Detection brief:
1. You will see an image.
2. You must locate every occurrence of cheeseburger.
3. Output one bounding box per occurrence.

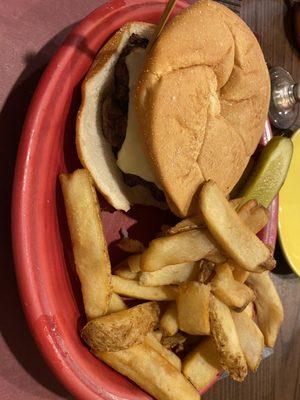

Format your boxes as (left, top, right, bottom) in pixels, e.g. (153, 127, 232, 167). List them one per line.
(77, 0, 270, 217)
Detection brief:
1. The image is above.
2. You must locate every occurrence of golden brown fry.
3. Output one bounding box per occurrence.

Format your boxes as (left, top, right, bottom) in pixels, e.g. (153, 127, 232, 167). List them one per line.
(243, 302, 255, 319)
(145, 333, 182, 371)
(232, 267, 250, 284)
(82, 302, 159, 352)
(115, 263, 139, 280)
(141, 199, 270, 272)
(107, 293, 127, 313)
(177, 282, 210, 335)
(152, 330, 163, 342)
(118, 237, 145, 254)
(182, 337, 220, 391)
(209, 294, 247, 381)
(141, 229, 219, 272)
(60, 169, 111, 320)
(231, 310, 264, 372)
(245, 204, 270, 233)
(200, 181, 275, 272)
(159, 302, 179, 336)
(127, 254, 141, 272)
(112, 275, 177, 301)
(166, 216, 202, 235)
(210, 263, 255, 311)
(247, 272, 284, 348)
(95, 342, 200, 400)
(140, 262, 199, 286)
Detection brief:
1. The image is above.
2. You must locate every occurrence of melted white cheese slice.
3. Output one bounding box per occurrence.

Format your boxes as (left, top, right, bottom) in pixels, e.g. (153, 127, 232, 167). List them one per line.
(117, 48, 160, 187)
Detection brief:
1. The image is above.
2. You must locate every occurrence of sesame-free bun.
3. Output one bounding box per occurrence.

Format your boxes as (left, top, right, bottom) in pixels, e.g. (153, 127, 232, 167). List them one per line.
(76, 22, 164, 212)
(136, 0, 270, 217)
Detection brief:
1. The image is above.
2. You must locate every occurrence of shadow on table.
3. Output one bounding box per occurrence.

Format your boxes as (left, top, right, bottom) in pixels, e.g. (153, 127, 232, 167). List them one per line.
(0, 24, 91, 399)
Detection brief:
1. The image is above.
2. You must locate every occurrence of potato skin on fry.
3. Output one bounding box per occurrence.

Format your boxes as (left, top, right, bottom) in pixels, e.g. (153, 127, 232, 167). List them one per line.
(247, 271, 284, 348)
(231, 310, 264, 372)
(95, 342, 200, 400)
(82, 302, 159, 352)
(200, 181, 275, 272)
(209, 294, 247, 381)
(59, 169, 111, 320)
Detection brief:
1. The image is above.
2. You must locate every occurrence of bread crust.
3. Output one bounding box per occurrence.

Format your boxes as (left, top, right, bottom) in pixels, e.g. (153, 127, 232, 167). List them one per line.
(136, 0, 270, 217)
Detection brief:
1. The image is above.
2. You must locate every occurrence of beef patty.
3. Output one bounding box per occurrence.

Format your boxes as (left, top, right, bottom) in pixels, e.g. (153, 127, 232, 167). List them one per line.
(101, 34, 165, 202)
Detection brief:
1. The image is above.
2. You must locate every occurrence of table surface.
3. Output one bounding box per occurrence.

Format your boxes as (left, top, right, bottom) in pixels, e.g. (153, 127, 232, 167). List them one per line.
(1, 1, 299, 400)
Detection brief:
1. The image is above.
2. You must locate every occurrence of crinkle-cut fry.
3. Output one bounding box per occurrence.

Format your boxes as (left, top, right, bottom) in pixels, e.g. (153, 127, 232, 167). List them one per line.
(246, 271, 284, 348)
(209, 294, 248, 381)
(95, 342, 201, 400)
(81, 302, 159, 352)
(112, 275, 177, 301)
(182, 337, 220, 391)
(145, 333, 181, 371)
(59, 169, 111, 320)
(200, 181, 275, 272)
(160, 302, 179, 336)
(231, 309, 264, 372)
(140, 262, 199, 286)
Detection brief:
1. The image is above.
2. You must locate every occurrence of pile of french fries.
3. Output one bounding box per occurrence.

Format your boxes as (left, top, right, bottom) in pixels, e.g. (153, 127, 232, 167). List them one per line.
(60, 169, 284, 400)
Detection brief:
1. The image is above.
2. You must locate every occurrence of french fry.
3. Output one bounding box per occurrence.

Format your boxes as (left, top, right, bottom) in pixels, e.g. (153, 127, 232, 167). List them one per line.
(209, 294, 247, 381)
(141, 229, 220, 272)
(200, 181, 275, 272)
(152, 330, 163, 342)
(160, 302, 179, 336)
(60, 169, 111, 320)
(141, 199, 270, 272)
(165, 198, 242, 236)
(243, 302, 255, 319)
(238, 200, 270, 233)
(182, 337, 220, 391)
(115, 263, 139, 280)
(210, 263, 255, 311)
(231, 310, 264, 372)
(112, 275, 177, 301)
(247, 272, 284, 348)
(128, 254, 141, 272)
(166, 216, 202, 235)
(118, 237, 145, 253)
(107, 293, 127, 313)
(140, 262, 199, 286)
(145, 333, 182, 371)
(232, 267, 250, 284)
(95, 342, 200, 400)
(177, 282, 210, 335)
(82, 302, 159, 352)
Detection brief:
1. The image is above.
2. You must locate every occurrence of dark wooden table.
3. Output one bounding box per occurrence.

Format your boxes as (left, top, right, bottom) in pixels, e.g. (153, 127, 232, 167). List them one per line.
(0, 1, 299, 400)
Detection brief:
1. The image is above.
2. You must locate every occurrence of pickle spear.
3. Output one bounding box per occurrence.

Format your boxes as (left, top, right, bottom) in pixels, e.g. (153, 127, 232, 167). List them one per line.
(238, 136, 293, 208)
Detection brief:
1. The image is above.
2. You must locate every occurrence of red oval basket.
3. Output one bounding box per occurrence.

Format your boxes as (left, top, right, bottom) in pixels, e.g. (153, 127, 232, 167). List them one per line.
(12, 1, 278, 399)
